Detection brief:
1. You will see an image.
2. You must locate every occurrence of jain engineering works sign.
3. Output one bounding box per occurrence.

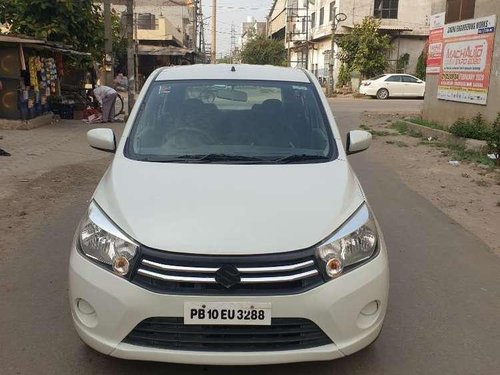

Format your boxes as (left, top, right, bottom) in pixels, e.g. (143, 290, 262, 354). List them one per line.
(438, 15, 497, 105)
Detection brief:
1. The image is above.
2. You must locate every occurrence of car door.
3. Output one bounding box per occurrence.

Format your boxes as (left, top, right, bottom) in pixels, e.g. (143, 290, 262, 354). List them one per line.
(383, 75, 404, 96)
(402, 75, 425, 97)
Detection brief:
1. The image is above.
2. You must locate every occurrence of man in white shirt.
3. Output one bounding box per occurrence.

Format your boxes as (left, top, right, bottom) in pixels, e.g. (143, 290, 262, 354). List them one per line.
(93, 85, 118, 122)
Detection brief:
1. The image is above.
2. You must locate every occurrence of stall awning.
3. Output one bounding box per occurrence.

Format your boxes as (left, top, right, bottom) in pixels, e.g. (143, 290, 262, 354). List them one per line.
(137, 45, 194, 56)
(0, 35, 44, 44)
(0, 34, 90, 56)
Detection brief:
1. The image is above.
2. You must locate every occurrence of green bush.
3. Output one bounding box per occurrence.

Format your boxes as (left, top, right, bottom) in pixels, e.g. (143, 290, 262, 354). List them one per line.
(449, 113, 491, 141)
(336, 63, 351, 88)
(487, 113, 500, 164)
(415, 50, 426, 80)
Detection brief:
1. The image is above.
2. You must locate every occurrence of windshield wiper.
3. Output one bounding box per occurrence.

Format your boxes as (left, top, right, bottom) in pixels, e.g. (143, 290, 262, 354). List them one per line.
(273, 154, 330, 164)
(141, 154, 268, 163)
(193, 153, 269, 163)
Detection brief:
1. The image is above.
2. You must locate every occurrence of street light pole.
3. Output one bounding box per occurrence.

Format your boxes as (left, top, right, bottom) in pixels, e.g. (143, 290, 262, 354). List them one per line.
(327, 11, 347, 97)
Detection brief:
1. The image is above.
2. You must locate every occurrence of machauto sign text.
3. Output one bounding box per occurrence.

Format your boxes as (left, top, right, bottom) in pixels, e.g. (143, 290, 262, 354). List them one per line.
(437, 15, 496, 105)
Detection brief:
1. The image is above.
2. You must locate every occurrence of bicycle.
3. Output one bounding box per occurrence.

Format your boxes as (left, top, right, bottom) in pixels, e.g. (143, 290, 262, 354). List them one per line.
(113, 92, 125, 120)
(60, 87, 124, 121)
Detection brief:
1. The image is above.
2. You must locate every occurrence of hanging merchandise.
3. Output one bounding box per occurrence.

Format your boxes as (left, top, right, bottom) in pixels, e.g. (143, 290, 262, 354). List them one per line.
(28, 57, 38, 90)
(39, 57, 47, 92)
(47, 58, 58, 94)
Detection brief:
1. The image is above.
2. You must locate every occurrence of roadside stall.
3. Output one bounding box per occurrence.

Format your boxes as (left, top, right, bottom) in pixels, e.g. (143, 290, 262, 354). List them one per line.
(0, 35, 91, 128)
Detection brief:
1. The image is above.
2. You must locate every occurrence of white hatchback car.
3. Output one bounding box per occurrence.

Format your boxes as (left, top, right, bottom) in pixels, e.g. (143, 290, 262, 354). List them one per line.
(359, 73, 425, 99)
(69, 64, 389, 365)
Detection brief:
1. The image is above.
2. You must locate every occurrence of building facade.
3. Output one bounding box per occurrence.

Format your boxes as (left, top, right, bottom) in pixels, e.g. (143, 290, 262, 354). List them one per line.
(268, 0, 432, 84)
(241, 17, 268, 47)
(423, 0, 499, 124)
(110, 0, 199, 84)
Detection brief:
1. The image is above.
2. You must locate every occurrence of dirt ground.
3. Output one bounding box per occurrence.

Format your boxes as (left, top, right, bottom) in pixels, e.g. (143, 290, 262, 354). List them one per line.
(360, 112, 500, 257)
(0, 159, 110, 264)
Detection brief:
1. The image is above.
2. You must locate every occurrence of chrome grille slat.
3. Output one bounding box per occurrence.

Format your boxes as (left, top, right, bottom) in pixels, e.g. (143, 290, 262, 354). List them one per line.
(237, 260, 314, 273)
(137, 269, 216, 283)
(137, 268, 319, 284)
(142, 259, 218, 273)
(240, 269, 319, 283)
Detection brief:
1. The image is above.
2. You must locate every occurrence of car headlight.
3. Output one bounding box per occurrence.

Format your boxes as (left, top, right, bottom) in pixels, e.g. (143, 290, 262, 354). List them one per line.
(78, 201, 138, 276)
(316, 203, 378, 279)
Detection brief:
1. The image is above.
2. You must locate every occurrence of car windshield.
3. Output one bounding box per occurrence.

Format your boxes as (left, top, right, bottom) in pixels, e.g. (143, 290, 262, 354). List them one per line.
(125, 80, 336, 164)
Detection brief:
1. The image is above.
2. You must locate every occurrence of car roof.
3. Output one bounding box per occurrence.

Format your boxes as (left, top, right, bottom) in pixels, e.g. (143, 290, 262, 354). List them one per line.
(155, 64, 311, 83)
(386, 73, 416, 77)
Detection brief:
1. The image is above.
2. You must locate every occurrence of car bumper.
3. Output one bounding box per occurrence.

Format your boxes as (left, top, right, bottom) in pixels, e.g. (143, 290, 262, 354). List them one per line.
(69, 241, 389, 365)
(359, 86, 377, 96)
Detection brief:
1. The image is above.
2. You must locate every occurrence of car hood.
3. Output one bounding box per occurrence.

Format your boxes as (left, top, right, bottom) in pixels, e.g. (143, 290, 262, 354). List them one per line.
(93, 157, 365, 255)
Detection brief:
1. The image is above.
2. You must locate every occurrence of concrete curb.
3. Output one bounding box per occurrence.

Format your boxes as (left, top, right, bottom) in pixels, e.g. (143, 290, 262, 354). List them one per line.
(0, 113, 55, 130)
(401, 120, 488, 152)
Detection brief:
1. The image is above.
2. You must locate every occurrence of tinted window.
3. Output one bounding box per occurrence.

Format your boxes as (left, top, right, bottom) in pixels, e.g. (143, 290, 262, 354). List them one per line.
(329, 2, 335, 21)
(126, 80, 336, 164)
(402, 75, 418, 83)
(385, 75, 402, 82)
(371, 74, 387, 80)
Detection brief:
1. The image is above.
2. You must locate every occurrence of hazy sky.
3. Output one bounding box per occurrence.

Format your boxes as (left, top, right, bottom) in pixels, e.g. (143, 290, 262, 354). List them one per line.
(201, 0, 273, 56)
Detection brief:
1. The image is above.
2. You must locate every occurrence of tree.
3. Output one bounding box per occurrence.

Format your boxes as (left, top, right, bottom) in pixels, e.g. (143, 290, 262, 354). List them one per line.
(111, 10, 127, 73)
(415, 49, 427, 80)
(240, 35, 287, 66)
(337, 17, 391, 79)
(217, 55, 232, 64)
(0, 0, 104, 60)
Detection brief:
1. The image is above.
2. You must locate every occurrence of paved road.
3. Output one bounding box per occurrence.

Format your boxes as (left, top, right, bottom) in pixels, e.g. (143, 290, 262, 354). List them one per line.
(1, 99, 499, 375)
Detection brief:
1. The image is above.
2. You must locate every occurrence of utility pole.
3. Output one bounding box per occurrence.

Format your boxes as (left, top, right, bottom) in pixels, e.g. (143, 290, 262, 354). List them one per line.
(327, 11, 347, 97)
(198, 6, 207, 62)
(134, 11, 139, 92)
(103, 0, 113, 86)
(126, 0, 135, 114)
(192, 0, 198, 53)
(304, 0, 309, 70)
(211, 0, 216, 63)
(230, 23, 236, 64)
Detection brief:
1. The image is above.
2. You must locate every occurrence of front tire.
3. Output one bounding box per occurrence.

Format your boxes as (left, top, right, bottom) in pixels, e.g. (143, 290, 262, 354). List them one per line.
(376, 88, 389, 100)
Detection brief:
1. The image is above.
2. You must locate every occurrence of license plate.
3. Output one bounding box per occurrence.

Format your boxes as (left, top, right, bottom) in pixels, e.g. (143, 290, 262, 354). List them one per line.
(184, 302, 272, 326)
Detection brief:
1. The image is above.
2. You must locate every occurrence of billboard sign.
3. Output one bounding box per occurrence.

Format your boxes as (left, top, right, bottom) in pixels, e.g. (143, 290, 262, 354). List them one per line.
(437, 15, 497, 105)
(426, 12, 445, 74)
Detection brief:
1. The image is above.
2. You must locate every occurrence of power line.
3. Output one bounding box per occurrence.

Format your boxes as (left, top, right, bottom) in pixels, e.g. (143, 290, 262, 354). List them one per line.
(206, 5, 272, 10)
(205, 27, 241, 36)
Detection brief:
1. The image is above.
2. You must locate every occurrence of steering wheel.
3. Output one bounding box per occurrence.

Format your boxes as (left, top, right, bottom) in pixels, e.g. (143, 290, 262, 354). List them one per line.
(165, 127, 215, 146)
(199, 89, 216, 103)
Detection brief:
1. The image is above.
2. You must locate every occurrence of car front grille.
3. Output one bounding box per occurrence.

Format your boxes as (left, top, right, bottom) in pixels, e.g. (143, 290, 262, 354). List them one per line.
(130, 247, 325, 295)
(123, 317, 332, 352)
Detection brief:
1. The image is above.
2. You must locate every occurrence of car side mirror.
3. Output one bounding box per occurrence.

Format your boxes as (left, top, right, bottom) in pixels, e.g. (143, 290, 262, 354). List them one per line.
(346, 130, 372, 155)
(87, 128, 116, 153)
